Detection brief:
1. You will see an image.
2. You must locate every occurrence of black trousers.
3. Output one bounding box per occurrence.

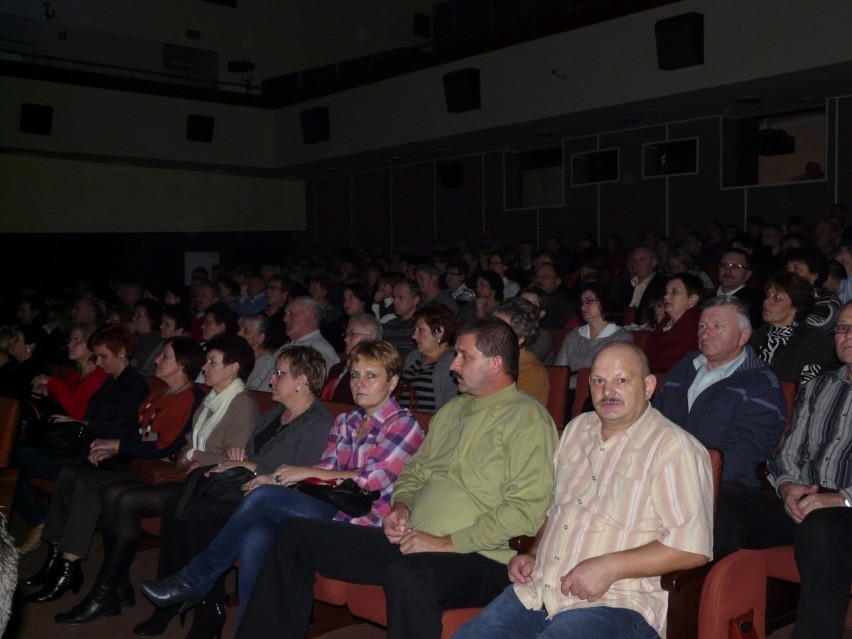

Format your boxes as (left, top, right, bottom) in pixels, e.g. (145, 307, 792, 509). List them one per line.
(235, 518, 509, 639)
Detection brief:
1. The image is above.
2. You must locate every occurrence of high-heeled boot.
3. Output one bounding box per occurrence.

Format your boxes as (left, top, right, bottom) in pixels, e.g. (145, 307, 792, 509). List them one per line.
(23, 541, 60, 587)
(133, 605, 182, 636)
(54, 535, 139, 624)
(185, 599, 225, 639)
(25, 558, 83, 603)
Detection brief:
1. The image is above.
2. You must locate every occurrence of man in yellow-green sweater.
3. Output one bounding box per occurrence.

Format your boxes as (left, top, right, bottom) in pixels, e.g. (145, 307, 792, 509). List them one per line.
(236, 317, 558, 639)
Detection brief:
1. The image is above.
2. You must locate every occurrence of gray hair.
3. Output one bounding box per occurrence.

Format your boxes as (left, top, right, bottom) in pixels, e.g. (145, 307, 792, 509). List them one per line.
(291, 296, 321, 329)
(347, 313, 382, 340)
(493, 297, 541, 348)
(700, 296, 751, 331)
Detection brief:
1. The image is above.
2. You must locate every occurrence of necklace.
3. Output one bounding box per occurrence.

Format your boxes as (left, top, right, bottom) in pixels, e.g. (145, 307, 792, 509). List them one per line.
(166, 379, 192, 396)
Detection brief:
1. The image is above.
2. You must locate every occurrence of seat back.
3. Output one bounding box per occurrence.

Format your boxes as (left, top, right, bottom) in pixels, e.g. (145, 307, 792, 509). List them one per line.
(773, 381, 798, 455)
(0, 398, 21, 468)
(544, 366, 569, 429)
(571, 368, 591, 419)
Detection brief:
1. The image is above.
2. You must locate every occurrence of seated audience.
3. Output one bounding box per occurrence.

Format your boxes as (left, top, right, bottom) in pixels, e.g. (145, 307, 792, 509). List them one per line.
(382, 280, 421, 357)
(200, 303, 238, 346)
(140, 341, 424, 625)
(13, 323, 149, 555)
(644, 273, 704, 373)
(554, 281, 633, 386)
(23, 337, 205, 618)
(234, 318, 557, 639)
(520, 286, 556, 365)
(717, 249, 763, 328)
(654, 297, 786, 489)
(283, 297, 339, 372)
(493, 297, 550, 405)
(237, 314, 276, 392)
(263, 275, 293, 347)
(238, 274, 268, 316)
(0, 324, 48, 399)
(785, 246, 841, 333)
(534, 262, 576, 329)
(749, 272, 838, 383)
(488, 252, 520, 299)
(714, 301, 852, 638)
(667, 247, 714, 290)
(307, 273, 342, 327)
(322, 313, 382, 403)
(475, 270, 504, 318)
(454, 342, 712, 639)
(400, 302, 458, 413)
(191, 282, 221, 342)
(372, 271, 404, 324)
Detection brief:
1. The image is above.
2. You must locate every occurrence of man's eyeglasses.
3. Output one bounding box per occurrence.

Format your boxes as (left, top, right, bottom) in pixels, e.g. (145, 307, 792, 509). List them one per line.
(719, 262, 749, 270)
(835, 324, 852, 334)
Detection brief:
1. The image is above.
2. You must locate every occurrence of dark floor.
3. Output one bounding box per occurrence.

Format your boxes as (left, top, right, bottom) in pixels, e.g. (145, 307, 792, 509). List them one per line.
(4, 510, 850, 639)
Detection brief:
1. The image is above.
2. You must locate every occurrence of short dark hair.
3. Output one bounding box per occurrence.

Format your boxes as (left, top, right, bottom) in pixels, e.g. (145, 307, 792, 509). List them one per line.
(205, 302, 239, 335)
(785, 246, 828, 287)
(162, 304, 192, 332)
(667, 272, 706, 299)
(342, 281, 372, 312)
(477, 271, 504, 302)
(205, 334, 255, 382)
(134, 299, 163, 327)
(493, 297, 540, 348)
(576, 281, 620, 323)
(89, 322, 133, 357)
(165, 336, 206, 380)
(765, 272, 815, 320)
(457, 317, 519, 381)
(412, 302, 458, 346)
(446, 258, 470, 279)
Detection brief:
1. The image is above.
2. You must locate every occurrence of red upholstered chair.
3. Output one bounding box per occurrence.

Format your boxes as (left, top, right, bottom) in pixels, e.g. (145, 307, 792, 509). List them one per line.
(0, 397, 21, 514)
(697, 550, 767, 639)
(544, 365, 569, 430)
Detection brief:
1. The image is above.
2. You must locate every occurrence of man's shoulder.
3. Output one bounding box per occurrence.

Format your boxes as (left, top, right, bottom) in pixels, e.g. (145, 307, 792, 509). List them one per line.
(644, 407, 709, 456)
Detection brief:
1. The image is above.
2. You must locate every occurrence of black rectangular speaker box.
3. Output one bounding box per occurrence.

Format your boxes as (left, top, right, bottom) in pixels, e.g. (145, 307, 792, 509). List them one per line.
(300, 107, 330, 144)
(443, 68, 481, 113)
(655, 12, 704, 70)
(437, 161, 464, 188)
(186, 114, 215, 142)
(20, 103, 53, 135)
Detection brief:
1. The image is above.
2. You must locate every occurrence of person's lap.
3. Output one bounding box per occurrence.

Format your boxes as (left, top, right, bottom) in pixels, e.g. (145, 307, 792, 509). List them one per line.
(452, 585, 659, 639)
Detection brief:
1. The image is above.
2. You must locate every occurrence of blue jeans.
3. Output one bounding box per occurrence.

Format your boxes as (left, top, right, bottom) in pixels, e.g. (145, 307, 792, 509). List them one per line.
(452, 585, 659, 639)
(179, 485, 338, 620)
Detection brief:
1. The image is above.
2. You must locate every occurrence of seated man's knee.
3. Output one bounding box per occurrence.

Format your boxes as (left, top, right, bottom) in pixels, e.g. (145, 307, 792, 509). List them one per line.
(384, 555, 435, 593)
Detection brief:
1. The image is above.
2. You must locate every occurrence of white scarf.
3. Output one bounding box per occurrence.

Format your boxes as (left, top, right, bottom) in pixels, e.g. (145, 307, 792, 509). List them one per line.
(192, 378, 245, 450)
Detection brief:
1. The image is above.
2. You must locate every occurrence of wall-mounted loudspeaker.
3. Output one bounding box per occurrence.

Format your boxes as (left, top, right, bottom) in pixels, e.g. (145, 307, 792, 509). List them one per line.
(186, 114, 215, 142)
(20, 103, 53, 135)
(442, 68, 481, 113)
(300, 107, 330, 144)
(655, 12, 704, 70)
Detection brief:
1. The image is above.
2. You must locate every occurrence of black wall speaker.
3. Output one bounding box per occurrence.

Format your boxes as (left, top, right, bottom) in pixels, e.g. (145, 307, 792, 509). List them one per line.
(655, 12, 704, 70)
(437, 161, 464, 189)
(186, 114, 215, 142)
(20, 103, 53, 135)
(300, 107, 330, 144)
(443, 68, 481, 113)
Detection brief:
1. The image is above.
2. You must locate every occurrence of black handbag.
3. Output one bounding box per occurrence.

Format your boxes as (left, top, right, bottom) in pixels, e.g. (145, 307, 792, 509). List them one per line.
(29, 420, 93, 459)
(292, 478, 380, 518)
(18, 394, 63, 444)
(174, 465, 256, 521)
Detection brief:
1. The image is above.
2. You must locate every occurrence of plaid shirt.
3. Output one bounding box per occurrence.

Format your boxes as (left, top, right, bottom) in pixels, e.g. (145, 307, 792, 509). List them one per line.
(316, 396, 424, 527)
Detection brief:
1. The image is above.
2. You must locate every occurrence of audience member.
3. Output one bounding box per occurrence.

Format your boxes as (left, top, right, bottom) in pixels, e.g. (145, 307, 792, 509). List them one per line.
(488, 252, 520, 299)
(282, 297, 339, 371)
(620, 245, 667, 325)
(0, 324, 48, 399)
(644, 273, 704, 373)
(400, 302, 458, 413)
(785, 246, 841, 333)
(493, 297, 549, 405)
(749, 272, 838, 383)
(321, 313, 383, 403)
(237, 314, 276, 392)
(239, 275, 268, 316)
(322, 281, 372, 352)
(534, 262, 576, 329)
(454, 342, 712, 639)
(717, 249, 763, 327)
(414, 263, 459, 316)
(382, 280, 421, 357)
(475, 270, 504, 319)
(519, 286, 555, 365)
(131, 299, 163, 373)
(263, 275, 293, 347)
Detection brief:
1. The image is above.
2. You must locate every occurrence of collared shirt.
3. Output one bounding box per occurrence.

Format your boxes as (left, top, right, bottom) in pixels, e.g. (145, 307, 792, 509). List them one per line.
(316, 396, 424, 527)
(629, 275, 654, 308)
(768, 366, 852, 504)
(514, 405, 713, 636)
(687, 349, 747, 410)
(716, 284, 745, 297)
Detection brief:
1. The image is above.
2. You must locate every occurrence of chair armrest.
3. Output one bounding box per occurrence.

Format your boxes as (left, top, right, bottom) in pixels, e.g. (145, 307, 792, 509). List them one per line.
(660, 562, 714, 593)
(509, 535, 535, 554)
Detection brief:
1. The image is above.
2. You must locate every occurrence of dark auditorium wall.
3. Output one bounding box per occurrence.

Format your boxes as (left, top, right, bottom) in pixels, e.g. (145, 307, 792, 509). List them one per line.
(305, 104, 849, 254)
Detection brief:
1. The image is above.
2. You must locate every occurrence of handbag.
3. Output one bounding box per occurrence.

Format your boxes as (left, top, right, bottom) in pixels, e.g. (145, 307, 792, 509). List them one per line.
(292, 478, 380, 518)
(130, 458, 187, 486)
(29, 419, 93, 459)
(18, 394, 63, 444)
(174, 465, 256, 521)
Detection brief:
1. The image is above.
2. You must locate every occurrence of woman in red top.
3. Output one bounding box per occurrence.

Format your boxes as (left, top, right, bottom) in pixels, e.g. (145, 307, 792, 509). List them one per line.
(645, 273, 705, 373)
(31, 323, 108, 420)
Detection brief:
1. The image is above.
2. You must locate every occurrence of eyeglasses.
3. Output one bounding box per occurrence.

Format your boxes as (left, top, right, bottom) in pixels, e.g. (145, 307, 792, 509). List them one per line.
(344, 331, 373, 339)
(205, 358, 224, 367)
(67, 337, 85, 345)
(835, 324, 852, 334)
(580, 297, 599, 306)
(719, 262, 749, 270)
(271, 369, 290, 378)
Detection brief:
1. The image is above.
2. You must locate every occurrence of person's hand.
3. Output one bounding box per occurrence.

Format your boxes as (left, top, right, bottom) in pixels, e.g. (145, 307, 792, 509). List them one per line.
(508, 553, 537, 584)
(383, 503, 411, 544)
(269, 464, 311, 486)
(87, 448, 115, 466)
(797, 489, 846, 518)
(225, 447, 247, 462)
(780, 482, 816, 523)
(242, 474, 275, 495)
(399, 531, 453, 554)
(560, 555, 616, 602)
(89, 439, 120, 458)
(205, 460, 248, 476)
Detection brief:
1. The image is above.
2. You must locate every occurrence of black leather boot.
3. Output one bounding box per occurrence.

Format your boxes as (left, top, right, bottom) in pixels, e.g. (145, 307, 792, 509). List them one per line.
(23, 542, 60, 587)
(25, 558, 83, 603)
(54, 535, 139, 623)
(132, 606, 181, 636)
(185, 599, 225, 639)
